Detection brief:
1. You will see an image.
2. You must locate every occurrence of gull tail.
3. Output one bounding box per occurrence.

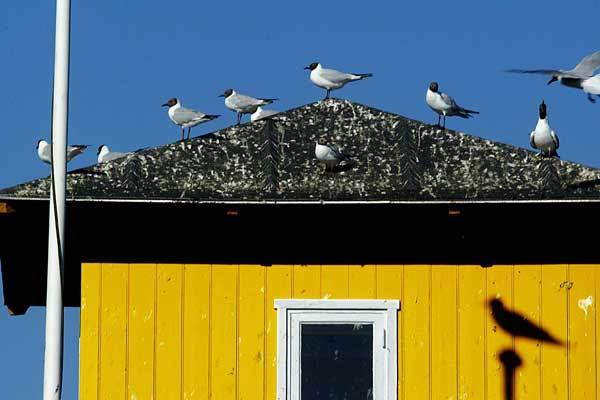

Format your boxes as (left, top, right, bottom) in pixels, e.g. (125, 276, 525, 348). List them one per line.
(260, 98, 278, 105)
(352, 73, 373, 80)
(457, 107, 479, 118)
(204, 114, 220, 120)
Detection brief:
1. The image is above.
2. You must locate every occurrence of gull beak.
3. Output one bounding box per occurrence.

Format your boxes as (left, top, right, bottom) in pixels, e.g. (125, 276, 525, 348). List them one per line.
(303, 66, 311, 70)
(218, 94, 225, 97)
(547, 76, 558, 85)
(161, 103, 169, 107)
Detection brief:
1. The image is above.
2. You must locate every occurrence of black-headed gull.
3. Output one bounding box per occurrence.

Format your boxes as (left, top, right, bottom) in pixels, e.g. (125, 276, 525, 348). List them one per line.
(162, 98, 220, 141)
(37, 139, 87, 164)
(530, 101, 559, 158)
(219, 89, 277, 125)
(314, 141, 353, 172)
(304, 62, 372, 99)
(97, 144, 131, 163)
(507, 50, 600, 103)
(426, 82, 479, 128)
(250, 106, 279, 122)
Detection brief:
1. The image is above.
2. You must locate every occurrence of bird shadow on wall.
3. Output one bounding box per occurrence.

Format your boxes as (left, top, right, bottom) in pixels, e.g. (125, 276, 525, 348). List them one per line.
(489, 298, 566, 400)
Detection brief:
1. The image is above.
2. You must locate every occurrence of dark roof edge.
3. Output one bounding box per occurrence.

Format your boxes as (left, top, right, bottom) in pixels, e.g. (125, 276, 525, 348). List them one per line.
(2, 196, 600, 205)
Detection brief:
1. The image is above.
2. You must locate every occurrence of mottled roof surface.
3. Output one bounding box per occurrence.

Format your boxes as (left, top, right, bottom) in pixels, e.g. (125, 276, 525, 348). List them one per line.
(3, 99, 600, 201)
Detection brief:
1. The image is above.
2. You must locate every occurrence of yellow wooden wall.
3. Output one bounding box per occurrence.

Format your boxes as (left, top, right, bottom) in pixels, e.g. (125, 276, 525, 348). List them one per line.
(80, 264, 599, 400)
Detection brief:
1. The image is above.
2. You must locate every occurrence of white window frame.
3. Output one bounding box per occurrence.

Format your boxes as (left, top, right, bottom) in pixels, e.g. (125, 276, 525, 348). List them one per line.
(275, 299, 400, 400)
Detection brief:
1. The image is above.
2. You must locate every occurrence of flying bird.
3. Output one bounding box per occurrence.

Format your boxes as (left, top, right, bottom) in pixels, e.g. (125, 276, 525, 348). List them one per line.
(251, 106, 280, 122)
(304, 62, 372, 100)
(162, 98, 220, 141)
(506, 50, 600, 103)
(426, 82, 479, 128)
(530, 101, 559, 158)
(37, 140, 87, 164)
(314, 142, 353, 172)
(219, 89, 277, 125)
(97, 144, 131, 163)
(489, 298, 563, 345)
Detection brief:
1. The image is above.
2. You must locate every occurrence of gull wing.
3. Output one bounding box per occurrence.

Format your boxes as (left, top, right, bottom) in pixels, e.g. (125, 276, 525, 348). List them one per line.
(572, 50, 600, 77)
(440, 92, 458, 108)
(172, 106, 207, 124)
(230, 93, 263, 108)
(320, 68, 354, 84)
(550, 130, 559, 149)
(529, 131, 536, 149)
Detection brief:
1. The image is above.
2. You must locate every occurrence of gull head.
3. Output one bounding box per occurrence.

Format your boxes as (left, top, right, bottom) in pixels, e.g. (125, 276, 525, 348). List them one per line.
(97, 144, 109, 155)
(219, 89, 234, 98)
(37, 139, 47, 149)
(429, 82, 439, 93)
(539, 101, 547, 119)
(547, 76, 558, 85)
(161, 98, 178, 107)
(304, 62, 319, 71)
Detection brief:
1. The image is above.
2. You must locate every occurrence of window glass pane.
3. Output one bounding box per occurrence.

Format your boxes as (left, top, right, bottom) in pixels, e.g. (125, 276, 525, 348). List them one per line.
(301, 324, 373, 400)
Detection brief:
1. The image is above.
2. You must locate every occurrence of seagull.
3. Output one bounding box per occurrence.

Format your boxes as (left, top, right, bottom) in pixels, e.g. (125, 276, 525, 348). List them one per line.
(250, 106, 279, 122)
(489, 298, 563, 345)
(37, 140, 88, 164)
(219, 89, 277, 125)
(304, 62, 372, 99)
(162, 98, 220, 141)
(425, 82, 479, 128)
(530, 101, 559, 158)
(314, 141, 353, 172)
(506, 50, 600, 103)
(97, 144, 131, 163)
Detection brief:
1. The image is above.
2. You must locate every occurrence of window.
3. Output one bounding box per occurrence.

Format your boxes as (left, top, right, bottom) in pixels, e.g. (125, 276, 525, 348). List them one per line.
(275, 300, 399, 400)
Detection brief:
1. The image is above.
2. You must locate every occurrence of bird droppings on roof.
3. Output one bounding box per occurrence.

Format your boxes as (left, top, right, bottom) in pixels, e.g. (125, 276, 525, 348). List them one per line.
(2, 98, 600, 202)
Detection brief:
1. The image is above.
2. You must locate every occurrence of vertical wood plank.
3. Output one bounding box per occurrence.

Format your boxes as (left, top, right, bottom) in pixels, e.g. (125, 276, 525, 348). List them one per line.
(183, 265, 211, 400)
(80, 263, 101, 400)
(292, 265, 320, 298)
(485, 265, 514, 400)
(348, 265, 376, 299)
(99, 263, 128, 400)
(156, 264, 183, 400)
(127, 264, 156, 400)
(458, 266, 485, 400)
(403, 265, 430, 400)
(238, 266, 266, 400)
(540, 265, 568, 400)
(431, 265, 458, 400)
(211, 265, 238, 400)
(513, 265, 542, 400)
(321, 265, 348, 299)
(568, 265, 596, 400)
(376, 266, 403, 400)
(266, 266, 292, 400)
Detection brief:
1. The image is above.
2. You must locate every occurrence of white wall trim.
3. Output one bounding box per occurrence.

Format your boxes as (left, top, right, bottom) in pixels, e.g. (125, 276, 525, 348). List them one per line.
(275, 299, 399, 400)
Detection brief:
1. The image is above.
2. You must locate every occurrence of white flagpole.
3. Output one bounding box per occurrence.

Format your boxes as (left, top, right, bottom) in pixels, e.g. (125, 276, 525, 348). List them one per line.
(43, 0, 71, 398)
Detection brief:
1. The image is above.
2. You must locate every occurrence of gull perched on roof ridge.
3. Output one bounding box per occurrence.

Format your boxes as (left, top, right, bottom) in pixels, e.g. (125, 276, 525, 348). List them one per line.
(506, 50, 600, 103)
(250, 106, 280, 122)
(37, 139, 88, 165)
(220, 89, 278, 125)
(304, 62, 372, 100)
(97, 144, 132, 163)
(530, 101, 559, 158)
(162, 98, 220, 141)
(425, 81, 479, 128)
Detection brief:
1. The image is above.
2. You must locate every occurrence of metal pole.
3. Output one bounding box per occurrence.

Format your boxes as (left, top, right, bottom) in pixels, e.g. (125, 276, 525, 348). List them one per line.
(43, 0, 70, 398)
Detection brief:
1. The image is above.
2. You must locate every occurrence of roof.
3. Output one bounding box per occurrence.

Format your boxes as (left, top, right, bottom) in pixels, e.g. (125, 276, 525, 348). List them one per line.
(2, 99, 600, 202)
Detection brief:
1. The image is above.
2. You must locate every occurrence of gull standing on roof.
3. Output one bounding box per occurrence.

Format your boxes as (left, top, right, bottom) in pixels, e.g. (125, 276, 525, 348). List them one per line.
(162, 98, 220, 141)
(304, 62, 372, 100)
(97, 145, 131, 163)
(37, 140, 87, 165)
(506, 50, 600, 103)
(250, 106, 280, 122)
(219, 89, 277, 125)
(314, 141, 353, 172)
(530, 101, 559, 158)
(426, 82, 479, 128)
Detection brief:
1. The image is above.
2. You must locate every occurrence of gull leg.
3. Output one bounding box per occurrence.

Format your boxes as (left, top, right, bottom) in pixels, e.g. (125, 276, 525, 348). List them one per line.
(181, 127, 185, 141)
(437, 115, 441, 127)
(325, 89, 331, 100)
(442, 115, 446, 129)
(237, 112, 242, 125)
(187, 128, 191, 140)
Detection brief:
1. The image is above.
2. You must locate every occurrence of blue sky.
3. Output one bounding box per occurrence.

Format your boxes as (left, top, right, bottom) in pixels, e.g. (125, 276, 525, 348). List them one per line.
(1, 0, 599, 397)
